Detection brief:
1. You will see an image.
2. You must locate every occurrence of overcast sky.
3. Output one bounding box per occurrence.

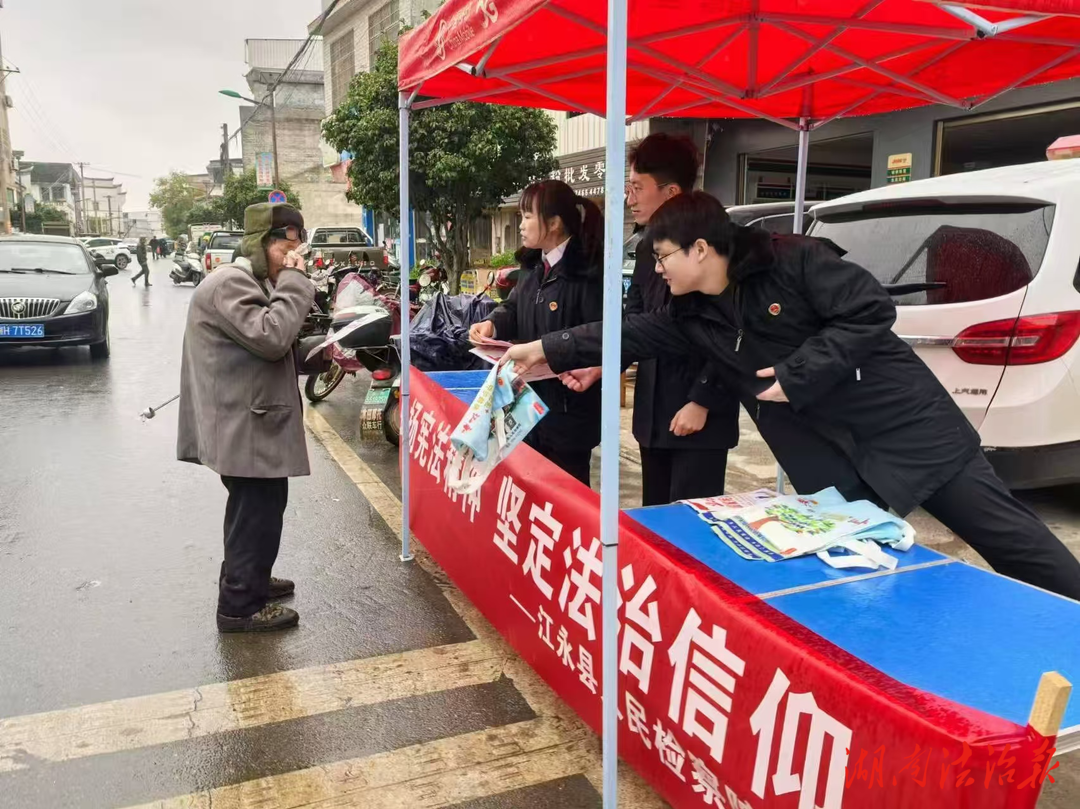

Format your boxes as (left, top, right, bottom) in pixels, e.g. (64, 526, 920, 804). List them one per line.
(3, 0, 319, 210)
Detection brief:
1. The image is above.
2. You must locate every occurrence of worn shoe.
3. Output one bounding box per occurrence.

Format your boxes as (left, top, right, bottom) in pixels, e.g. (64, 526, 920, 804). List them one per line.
(268, 576, 295, 599)
(217, 603, 299, 633)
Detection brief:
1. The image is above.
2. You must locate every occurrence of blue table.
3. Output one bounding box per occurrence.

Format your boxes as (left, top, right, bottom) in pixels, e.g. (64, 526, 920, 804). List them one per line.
(630, 502, 1080, 742)
(425, 370, 1080, 747)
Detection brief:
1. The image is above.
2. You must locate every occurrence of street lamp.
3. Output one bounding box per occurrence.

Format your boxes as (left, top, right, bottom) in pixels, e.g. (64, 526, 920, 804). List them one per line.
(220, 88, 280, 188)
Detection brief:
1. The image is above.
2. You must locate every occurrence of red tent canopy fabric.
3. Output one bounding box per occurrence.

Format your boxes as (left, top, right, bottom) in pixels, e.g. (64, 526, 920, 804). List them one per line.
(399, 0, 1080, 124)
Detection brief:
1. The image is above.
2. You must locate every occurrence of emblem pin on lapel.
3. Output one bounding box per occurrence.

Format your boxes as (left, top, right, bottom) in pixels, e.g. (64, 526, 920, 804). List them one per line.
(768, 303, 781, 316)
(549, 301, 558, 311)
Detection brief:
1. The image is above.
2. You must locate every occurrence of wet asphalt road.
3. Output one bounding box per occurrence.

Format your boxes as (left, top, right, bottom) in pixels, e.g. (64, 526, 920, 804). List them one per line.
(0, 257, 608, 809)
(2, 256, 1078, 808)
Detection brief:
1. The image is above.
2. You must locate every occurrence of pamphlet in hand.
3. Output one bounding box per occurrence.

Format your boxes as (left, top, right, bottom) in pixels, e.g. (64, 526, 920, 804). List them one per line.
(446, 360, 549, 494)
(468, 337, 559, 382)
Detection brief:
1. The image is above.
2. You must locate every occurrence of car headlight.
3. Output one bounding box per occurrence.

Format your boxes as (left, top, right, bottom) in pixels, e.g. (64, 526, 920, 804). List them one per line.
(65, 291, 98, 314)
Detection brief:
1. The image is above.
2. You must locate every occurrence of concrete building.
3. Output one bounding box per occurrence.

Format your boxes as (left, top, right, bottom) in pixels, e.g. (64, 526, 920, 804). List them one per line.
(314, 0, 442, 260)
(702, 78, 1080, 209)
(122, 209, 164, 239)
(489, 113, 710, 259)
(17, 161, 79, 235)
(80, 176, 126, 237)
(207, 157, 244, 192)
(237, 38, 358, 226)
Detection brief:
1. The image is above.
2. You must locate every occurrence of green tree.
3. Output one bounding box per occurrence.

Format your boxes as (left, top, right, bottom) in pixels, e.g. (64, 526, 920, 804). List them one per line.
(219, 169, 301, 229)
(149, 172, 202, 238)
(322, 40, 558, 293)
(185, 198, 229, 231)
(14, 202, 70, 234)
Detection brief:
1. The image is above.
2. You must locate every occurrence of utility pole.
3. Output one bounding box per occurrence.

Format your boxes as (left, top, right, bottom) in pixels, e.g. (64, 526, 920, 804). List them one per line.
(0, 19, 12, 234)
(269, 89, 280, 188)
(77, 162, 87, 235)
(221, 123, 230, 165)
(107, 195, 113, 237)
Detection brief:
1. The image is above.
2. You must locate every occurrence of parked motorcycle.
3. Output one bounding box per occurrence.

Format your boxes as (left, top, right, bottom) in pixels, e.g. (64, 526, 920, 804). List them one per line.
(170, 253, 205, 286)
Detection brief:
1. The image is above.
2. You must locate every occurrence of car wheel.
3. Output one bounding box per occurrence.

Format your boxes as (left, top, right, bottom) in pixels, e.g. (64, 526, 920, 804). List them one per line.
(115, 254, 130, 270)
(89, 327, 110, 360)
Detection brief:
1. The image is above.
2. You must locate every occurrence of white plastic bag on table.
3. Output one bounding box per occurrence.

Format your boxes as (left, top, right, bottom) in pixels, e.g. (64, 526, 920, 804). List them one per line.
(446, 361, 548, 495)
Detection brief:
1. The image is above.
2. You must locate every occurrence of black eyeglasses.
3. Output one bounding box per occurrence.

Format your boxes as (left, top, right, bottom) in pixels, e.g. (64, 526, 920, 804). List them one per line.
(269, 226, 307, 242)
(653, 247, 682, 267)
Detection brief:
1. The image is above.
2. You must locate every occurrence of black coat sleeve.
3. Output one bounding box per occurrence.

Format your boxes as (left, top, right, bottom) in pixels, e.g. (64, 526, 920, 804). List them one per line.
(542, 309, 695, 373)
(687, 363, 733, 411)
(774, 239, 897, 411)
(485, 282, 520, 340)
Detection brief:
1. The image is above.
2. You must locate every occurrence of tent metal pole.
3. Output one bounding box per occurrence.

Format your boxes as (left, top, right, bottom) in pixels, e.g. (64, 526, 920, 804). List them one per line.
(398, 91, 415, 564)
(776, 118, 811, 495)
(601, 0, 629, 802)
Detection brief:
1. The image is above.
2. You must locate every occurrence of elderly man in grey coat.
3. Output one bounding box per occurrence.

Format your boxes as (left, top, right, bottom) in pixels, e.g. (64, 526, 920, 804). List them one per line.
(178, 202, 314, 632)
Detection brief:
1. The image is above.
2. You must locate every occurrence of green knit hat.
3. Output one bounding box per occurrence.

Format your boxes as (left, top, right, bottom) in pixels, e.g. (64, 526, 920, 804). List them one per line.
(241, 202, 304, 279)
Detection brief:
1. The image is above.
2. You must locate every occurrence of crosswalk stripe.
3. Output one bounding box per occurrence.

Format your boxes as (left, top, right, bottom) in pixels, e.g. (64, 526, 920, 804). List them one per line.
(121, 716, 592, 809)
(0, 640, 500, 774)
(305, 406, 669, 808)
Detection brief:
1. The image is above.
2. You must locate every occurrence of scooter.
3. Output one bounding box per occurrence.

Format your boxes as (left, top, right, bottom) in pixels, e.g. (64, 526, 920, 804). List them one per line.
(170, 253, 204, 286)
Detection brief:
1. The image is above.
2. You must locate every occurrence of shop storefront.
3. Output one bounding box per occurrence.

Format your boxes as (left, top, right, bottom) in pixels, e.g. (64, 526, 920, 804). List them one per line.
(704, 78, 1080, 208)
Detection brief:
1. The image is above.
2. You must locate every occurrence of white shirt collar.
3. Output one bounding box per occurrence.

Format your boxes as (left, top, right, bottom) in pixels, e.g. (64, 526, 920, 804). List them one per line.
(543, 237, 571, 269)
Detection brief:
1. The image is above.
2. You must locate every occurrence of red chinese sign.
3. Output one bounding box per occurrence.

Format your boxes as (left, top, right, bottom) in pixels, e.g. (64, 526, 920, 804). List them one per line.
(408, 370, 1052, 809)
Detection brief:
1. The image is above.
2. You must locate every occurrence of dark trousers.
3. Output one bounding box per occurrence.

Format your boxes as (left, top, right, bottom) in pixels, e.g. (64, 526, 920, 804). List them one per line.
(639, 446, 729, 507)
(921, 453, 1080, 600)
(810, 452, 1080, 601)
(219, 476, 288, 617)
(132, 260, 150, 286)
(526, 433, 592, 486)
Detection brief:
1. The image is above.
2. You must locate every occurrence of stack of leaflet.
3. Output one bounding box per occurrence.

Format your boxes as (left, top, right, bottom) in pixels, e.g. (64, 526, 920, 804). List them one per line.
(680, 488, 916, 571)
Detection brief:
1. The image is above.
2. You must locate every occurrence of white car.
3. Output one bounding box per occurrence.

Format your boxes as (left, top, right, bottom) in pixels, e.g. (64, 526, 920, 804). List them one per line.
(808, 159, 1080, 489)
(81, 237, 132, 270)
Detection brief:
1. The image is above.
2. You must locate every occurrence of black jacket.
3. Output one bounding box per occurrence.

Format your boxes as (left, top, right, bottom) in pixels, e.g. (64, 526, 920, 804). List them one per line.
(626, 235, 739, 450)
(544, 227, 981, 516)
(486, 238, 603, 451)
(136, 241, 147, 262)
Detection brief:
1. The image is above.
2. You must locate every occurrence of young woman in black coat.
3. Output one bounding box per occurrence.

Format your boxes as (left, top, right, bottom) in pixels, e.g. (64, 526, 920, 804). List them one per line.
(469, 179, 604, 485)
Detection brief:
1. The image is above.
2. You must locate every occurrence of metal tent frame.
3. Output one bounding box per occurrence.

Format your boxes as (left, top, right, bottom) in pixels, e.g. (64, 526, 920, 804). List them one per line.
(393, 2, 1080, 805)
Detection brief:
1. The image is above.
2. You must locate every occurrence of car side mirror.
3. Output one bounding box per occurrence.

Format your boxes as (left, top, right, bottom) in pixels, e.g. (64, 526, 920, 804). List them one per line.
(92, 252, 107, 268)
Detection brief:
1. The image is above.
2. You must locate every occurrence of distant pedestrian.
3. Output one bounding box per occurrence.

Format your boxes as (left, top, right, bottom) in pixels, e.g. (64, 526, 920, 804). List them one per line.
(149, 236, 159, 259)
(131, 237, 151, 287)
(178, 202, 314, 633)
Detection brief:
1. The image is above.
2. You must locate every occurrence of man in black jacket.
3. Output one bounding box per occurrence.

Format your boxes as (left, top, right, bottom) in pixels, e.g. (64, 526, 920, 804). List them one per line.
(621, 134, 738, 505)
(507, 192, 1080, 600)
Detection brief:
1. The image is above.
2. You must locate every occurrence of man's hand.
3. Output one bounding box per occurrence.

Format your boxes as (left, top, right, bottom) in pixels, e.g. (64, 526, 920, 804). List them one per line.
(469, 320, 495, 344)
(503, 339, 546, 371)
(670, 401, 708, 436)
(283, 250, 307, 273)
(756, 368, 789, 403)
(560, 367, 602, 392)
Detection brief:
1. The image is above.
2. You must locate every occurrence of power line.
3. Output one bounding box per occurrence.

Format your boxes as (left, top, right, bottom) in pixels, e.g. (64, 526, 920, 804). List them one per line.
(227, 0, 346, 146)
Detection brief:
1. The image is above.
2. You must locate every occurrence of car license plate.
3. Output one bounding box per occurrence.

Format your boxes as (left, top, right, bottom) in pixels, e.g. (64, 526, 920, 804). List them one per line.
(0, 323, 44, 338)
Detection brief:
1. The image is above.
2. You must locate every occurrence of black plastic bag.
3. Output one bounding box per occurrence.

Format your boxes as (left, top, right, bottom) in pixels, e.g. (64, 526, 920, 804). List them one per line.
(409, 292, 497, 372)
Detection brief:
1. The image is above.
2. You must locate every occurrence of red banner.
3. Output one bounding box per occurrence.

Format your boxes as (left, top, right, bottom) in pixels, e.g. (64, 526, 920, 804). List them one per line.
(408, 369, 1053, 809)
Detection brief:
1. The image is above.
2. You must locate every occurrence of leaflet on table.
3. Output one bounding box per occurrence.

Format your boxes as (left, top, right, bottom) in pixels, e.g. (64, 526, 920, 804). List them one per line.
(468, 343, 558, 382)
(680, 489, 780, 520)
(693, 488, 916, 569)
(446, 361, 549, 494)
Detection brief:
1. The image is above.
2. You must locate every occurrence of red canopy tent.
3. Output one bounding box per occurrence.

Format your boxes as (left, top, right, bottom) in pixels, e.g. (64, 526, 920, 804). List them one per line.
(393, 2, 1080, 805)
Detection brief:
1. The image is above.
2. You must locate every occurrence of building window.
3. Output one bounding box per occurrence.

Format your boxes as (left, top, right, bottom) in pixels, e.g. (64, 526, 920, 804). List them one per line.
(368, 1, 400, 66)
(329, 30, 355, 111)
